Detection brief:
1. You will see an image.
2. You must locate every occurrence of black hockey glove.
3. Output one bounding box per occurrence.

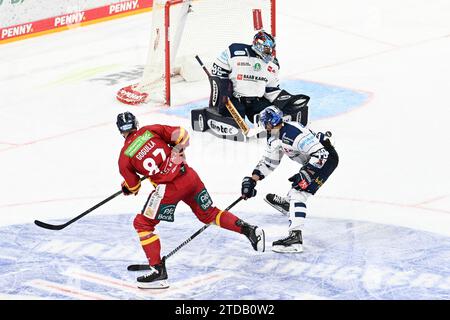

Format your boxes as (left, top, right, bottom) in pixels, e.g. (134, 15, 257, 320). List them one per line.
(288, 169, 313, 191)
(121, 181, 134, 196)
(241, 176, 257, 199)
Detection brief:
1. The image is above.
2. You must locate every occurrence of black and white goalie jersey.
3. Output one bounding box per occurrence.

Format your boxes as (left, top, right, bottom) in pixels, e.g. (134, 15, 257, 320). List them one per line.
(211, 43, 281, 101)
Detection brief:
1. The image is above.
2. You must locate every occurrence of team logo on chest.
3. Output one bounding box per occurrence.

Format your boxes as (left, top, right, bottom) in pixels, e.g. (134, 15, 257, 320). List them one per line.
(253, 63, 261, 71)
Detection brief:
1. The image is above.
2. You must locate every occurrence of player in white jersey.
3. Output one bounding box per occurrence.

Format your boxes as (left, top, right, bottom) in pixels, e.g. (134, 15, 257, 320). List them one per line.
(240, 106, 339, 253)
(209, 30, 310, 125)
(191, 31, 310, 140)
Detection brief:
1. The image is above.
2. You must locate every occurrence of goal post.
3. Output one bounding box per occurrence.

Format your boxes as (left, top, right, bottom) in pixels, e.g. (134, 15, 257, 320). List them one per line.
(117, 0, 276, 106)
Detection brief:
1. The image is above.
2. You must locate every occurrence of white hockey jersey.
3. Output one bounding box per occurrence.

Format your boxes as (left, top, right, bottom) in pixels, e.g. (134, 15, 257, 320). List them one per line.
(212, 43, 281, 101)
(253, 121, 329, 179)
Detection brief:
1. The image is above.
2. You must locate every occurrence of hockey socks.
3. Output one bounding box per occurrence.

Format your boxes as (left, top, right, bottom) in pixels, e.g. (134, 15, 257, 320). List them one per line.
(138, 231, 162, 265)
(214, 210, 241, 233)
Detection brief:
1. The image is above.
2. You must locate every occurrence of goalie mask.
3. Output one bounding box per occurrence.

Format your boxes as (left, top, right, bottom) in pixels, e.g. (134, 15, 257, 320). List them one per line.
(252, 31, 276, 63)
(116, 111, 139, 134)
(259, 106, 283, 129)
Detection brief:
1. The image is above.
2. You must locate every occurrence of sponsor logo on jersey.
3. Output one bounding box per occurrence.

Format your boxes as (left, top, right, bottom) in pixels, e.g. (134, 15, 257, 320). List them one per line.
(235, 74, 268, 82)
(314, 177, 324, 187)
(207, 119, 239, 136)
(233, 50, 246, 56)
(237, 62, 251, 66)
(281, 132, 294, 145)
(267, 65, 276, 73)
(156, 204, 176, 222)
(195, 189, 213, 211)
(253, 63, 262, 71)
(298, 134, 316, 150)
(125, 131, 154, 157)
(299, 179, 309, 190)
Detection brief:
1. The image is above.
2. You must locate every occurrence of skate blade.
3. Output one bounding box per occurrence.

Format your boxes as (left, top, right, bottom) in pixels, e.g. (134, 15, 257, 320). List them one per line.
(137, 279, 169, 289)
(263, 198, 289, 216)
(272, 244, 303, 253)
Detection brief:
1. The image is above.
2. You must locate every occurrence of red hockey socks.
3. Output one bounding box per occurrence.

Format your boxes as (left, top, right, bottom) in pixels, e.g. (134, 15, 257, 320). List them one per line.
(133, 214, 162, 266)
(215, 210, 242, 233)
(138, 231, 162, 266)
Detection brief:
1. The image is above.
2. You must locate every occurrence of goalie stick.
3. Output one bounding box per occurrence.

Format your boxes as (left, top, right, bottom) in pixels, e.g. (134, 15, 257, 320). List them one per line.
(127, 196, 243, 271)
(194, 55, 264, 138)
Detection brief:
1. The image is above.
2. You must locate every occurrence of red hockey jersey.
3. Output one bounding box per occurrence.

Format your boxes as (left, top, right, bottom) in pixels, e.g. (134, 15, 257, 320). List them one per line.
(118, 124, 190, 193)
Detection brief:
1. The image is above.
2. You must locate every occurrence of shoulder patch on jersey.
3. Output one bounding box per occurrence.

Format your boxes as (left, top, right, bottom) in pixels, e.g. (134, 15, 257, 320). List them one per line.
(124, 130, 154, 158)
(297, 133, 316, 151)
(280, 123, 302, 146)
(229, 43, 255, 58)
(218, 50, 230, 64)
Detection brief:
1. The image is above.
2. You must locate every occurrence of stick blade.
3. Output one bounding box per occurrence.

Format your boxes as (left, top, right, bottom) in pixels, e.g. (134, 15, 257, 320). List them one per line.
(34, 220, 66, 230)
(127, 264, 151, 271)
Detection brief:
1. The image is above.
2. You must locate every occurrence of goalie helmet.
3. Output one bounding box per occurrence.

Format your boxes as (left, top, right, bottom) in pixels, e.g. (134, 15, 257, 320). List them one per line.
(116, 111, 139, 133)
(252, 30, 276, 63)
(259, 106, 283, 129)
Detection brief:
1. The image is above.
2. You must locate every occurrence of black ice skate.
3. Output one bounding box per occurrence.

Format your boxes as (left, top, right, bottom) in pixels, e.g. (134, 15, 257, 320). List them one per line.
(137, 259, 169, 289)
(272, 230, 303, 253)
(264, 193, 289, 216)
(237, 220, 265, 252)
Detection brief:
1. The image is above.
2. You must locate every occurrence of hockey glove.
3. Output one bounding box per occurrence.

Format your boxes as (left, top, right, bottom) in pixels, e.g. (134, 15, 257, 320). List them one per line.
(121, 181, 134, 196)
(241, 176, 257, 199)
(288, 169, 313, 191)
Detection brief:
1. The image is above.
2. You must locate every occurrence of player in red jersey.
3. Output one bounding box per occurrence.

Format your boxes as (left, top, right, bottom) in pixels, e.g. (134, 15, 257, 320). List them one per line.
(117, 112, 265, 289)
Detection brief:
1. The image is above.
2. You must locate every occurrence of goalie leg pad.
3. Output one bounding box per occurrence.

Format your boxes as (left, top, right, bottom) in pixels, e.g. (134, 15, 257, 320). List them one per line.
(191, 107, 246, 141)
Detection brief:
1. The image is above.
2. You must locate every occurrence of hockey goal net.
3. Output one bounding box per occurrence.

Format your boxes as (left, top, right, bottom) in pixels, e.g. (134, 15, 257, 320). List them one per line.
(117, 0, 276, 106)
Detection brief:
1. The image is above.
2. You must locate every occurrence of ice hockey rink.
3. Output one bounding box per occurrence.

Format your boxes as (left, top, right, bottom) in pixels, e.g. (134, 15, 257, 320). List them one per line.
(0, 0, 449, 300)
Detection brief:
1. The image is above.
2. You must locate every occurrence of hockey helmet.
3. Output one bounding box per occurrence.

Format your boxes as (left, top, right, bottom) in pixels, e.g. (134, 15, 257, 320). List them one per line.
(252, 30, 276, 63)
(116, 111, 139, 133)
(259, 106, 283, 129)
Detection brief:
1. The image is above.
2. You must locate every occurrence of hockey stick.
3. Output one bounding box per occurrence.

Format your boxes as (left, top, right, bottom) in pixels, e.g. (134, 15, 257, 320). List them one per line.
(194, 55, 266, 138)
(34, 177, 147, 230)
(127, 196, 243, 271)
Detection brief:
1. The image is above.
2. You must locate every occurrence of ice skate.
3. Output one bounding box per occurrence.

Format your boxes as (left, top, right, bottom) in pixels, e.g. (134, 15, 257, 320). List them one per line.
(137, 259, 169, 289)
(264, 193, 289, 216)
(272, 230, 303, 253)
(238, 220, 265, 252)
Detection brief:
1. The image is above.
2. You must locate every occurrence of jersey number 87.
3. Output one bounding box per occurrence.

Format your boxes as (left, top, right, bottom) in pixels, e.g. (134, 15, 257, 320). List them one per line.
(143, 148, 166, 175)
